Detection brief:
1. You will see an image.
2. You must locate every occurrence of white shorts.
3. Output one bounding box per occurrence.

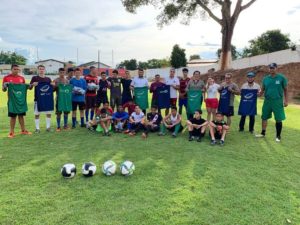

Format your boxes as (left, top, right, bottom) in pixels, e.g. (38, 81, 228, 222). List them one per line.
(34, 102, 53, 115)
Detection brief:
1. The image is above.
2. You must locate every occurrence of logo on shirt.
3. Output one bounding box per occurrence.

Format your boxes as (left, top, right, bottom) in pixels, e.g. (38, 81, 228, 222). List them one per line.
(40, 85, 50, 92)
(244, 93, 254, 100)
(13, 90, 22, 96)
(221, 89, 228, 96)
(275, 80, 280, 84)
(159, 90, 168, 94)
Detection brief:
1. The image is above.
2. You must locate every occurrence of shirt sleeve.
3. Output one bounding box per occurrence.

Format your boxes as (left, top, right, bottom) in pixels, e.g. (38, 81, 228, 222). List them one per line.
(282, 75, 288, 88)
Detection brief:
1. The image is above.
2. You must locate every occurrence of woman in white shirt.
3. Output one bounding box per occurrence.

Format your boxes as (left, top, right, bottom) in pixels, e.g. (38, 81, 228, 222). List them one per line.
(204, 77, 220, 121)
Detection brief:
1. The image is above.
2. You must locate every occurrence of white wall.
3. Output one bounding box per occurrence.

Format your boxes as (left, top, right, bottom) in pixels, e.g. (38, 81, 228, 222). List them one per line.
(138, 46, 300, 79)
(35, 60, 64, 74)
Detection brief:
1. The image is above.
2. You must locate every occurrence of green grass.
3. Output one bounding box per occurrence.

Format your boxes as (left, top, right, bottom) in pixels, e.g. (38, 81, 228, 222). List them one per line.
(0, 81, 300, 225)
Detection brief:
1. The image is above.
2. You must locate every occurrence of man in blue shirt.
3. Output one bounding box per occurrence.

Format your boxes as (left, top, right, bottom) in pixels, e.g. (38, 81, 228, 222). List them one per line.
(69, 68, 87, 128)
(112, 105, 129, 132)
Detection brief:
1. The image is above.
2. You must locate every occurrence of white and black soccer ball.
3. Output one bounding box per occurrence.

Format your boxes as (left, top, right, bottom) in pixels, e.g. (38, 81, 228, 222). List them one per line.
(87, 83, 98, 91)
(61, 163, 76, 178)
(82, 162, 97, 177)
(120, 160, 135, 176)
(102, 160, 117, 176)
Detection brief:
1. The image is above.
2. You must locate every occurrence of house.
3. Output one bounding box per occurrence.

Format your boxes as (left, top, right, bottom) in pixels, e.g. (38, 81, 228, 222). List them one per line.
(35, 59, 65, 74)
(78, 61, 111, 69)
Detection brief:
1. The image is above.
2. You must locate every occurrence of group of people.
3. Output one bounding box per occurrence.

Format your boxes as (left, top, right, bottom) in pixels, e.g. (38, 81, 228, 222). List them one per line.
(2, 62, 288, 145)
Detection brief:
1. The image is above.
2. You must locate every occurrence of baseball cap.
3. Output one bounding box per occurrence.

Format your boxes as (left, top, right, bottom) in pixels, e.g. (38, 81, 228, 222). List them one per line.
(268, 63, 277, 69)
(246, 72, 256, 77)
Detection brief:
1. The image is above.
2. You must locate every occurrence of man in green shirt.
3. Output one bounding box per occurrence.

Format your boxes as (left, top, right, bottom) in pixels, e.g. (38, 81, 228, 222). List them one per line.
(256, 63, 288, 142)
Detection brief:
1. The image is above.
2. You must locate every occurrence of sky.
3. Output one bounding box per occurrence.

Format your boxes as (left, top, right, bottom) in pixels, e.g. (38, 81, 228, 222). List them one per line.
(0, 0, 299, 66)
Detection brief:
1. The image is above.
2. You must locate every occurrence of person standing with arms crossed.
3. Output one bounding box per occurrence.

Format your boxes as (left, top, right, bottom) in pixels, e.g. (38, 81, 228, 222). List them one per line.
(256, 63, 288, 142)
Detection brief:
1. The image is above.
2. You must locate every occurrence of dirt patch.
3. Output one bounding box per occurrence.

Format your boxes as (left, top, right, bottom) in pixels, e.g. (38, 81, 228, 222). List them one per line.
(202, 62, 300, 103)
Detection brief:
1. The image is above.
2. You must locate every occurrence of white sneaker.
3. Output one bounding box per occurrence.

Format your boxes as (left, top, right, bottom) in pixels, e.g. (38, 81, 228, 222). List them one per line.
(275, 137, 281, 142)
(255, 134, 265, 138)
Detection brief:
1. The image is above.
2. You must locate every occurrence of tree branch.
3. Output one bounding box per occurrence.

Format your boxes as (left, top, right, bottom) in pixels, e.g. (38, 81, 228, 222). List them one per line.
(195, 0, 222, 25)
(241, 0, 256, 11)
(213, 0, 223, 6)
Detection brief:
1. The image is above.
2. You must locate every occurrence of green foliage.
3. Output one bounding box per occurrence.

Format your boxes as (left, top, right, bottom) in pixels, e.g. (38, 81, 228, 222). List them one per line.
(117, 59, 138, 70)
(0, 51, 27, 65)
(0, 86, 300, 225)
(189, 54, 201, 61)
(170, 44, 187, 68)
(217, 45, 240, 60)
(138, 58, 171, 69)
(242, 29, 291, 57)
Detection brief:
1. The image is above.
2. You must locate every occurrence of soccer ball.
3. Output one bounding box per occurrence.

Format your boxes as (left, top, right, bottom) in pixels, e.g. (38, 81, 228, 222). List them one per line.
(61, 163, 76, 178)
(82, 162, 97, 177)
(102, 160, 117, 176)
(87, 83, 98, 91)
(120, 160, 135, 176)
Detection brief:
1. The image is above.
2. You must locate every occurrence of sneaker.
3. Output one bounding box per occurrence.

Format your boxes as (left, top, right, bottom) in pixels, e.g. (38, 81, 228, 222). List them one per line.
(172, 133, 177, 138)
(189, 136, 194, 141)
(8, 132, 15, 138)
(275, 137, 281, 142)
(255, 134, 265, 138)
(141, 133, 147, 139)
(106, 131, 111, 136)
(249, 130, 254, 134)
(34, 129, 40, 134)
(158, 132, 165, 136)
(210, 140, 216, 145)
(196, 137, 202, 142)
(220, 140, 225, 146)
(63, 126, 70, 130)
(56, 128, 61, 132)
(20, 130, 32, 135)
(46, 128, 51, 132)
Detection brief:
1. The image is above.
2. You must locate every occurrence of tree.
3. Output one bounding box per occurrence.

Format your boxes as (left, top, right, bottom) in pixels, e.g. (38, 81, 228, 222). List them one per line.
(241, 30, 291, 57)
(170, 44, 187, 68)
(189, 54, 201, 61)
(0, 51, 27, 65)
(217, 45, 239, 60)
(121, 0, 256, 71)
(117, 59, 138, 70)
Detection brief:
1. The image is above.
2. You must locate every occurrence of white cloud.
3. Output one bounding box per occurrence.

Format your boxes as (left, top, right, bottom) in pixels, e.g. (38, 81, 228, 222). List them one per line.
(0, 0, 299, 66)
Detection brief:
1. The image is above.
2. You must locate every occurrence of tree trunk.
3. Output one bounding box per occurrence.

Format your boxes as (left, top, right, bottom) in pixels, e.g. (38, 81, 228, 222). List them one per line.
(219, 27, 233, 71)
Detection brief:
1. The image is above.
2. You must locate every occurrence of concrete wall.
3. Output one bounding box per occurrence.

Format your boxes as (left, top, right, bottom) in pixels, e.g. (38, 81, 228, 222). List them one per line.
(35, 60, 64, 74)
(130, 46, 300, 79)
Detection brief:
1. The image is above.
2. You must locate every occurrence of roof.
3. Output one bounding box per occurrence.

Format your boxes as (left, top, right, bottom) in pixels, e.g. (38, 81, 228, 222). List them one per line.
(78, 61, 111, 68)
(35, 59, 65, 64)
(188, 59, 218, 64)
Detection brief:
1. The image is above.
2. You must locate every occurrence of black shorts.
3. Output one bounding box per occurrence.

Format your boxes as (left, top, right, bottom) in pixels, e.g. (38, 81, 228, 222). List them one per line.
(96, 95, 108, 107)
(192, 128, 206, 137)
(223, 106, 234, 117)
(8, 112, 26, 117)
(86, 96, 97, 109)
(72, 101, 85, 111)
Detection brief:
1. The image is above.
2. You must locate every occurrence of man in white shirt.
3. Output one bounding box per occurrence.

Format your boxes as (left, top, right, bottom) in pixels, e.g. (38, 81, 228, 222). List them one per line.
(165, 68, 180, 116)
(130, 68, 148, 114)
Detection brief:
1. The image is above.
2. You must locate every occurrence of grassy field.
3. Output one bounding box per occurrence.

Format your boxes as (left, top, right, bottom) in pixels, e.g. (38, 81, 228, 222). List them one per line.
(0, 81, 300, 225)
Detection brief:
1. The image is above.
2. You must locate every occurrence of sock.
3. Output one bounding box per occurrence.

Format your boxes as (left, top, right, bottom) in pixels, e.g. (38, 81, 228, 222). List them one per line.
(85, 110, 89, 122)
(80, 117, 84, 126)
(90, 110, 94, 120)
(261, 130, 266, 136)
(72, 117, 76, 127)
(35, 119, 40, 130)
(275, 122, 282, 138)
(56, 117, 61, 128)
(64, 114, 68, 127)
(46, 118, 51, 129)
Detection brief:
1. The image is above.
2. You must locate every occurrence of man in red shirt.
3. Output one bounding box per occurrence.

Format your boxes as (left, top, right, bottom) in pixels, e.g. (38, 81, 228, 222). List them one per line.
(84, 66, 99, 123)
(2, 64, 32, 138)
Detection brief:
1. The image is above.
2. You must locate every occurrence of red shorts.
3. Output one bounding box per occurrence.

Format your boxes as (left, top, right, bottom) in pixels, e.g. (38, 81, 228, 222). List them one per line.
(205, 98, 219, 109)
(170, 98, 177, 107)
